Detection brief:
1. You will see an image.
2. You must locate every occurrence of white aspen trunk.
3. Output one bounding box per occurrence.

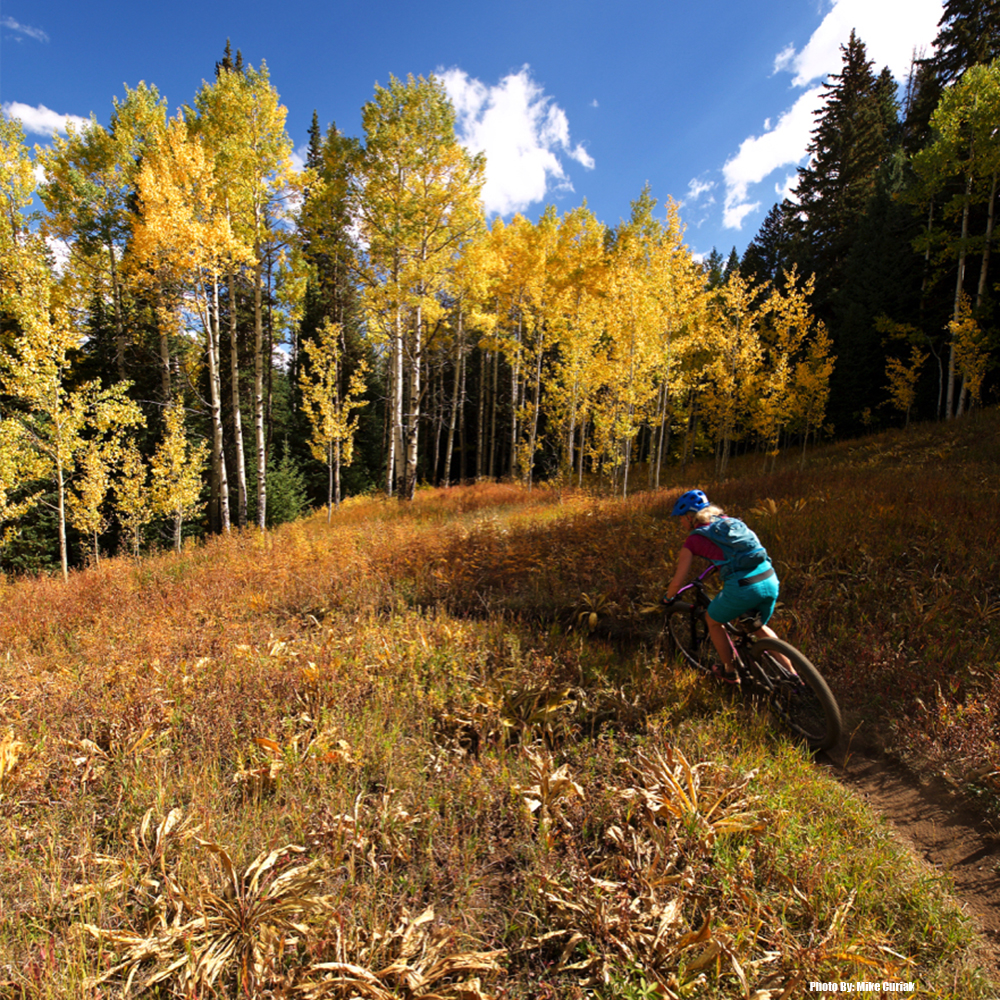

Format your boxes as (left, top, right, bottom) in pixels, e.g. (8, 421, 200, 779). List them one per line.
(335, 437, 342, 509)
(403, 304, 422, 500)
(510, 316, 521, 479)
(567, 378, 578, 478)
(458, 346, 467, 484)
(158, 289, 172, 403)
(390, 307, 405, 495)
(253, 247, 267, 528)
(476, 348, 486, 479)
(526, 330, 543, 489)
(444, 308, 463, 487)
(108, 243, 126, 381)
(57, 455, 68, 582)
(228, 268, 248, 527)
(976, 172, 997, 307)
(948, 175, 973, 420)
(656, 381, 669, 489)
(206, 276, 230, 532)
(490, 348, 499, 478)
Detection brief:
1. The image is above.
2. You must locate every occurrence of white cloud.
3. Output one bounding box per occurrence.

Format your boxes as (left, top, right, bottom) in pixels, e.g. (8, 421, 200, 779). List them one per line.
(772, 44, 796, 75)
(440, 65, 594, 216)
(45, 236, 70, 274)
(781, 0, 943, 86)
(1, 16, 49, 42)
(289, 144, 308, 173)
(722, 86, 822, 229)
(720, 0, 944, 229)
(776, 172, 798, 202)
(3, 101, 89, 136)
(684, 177, 716, 205)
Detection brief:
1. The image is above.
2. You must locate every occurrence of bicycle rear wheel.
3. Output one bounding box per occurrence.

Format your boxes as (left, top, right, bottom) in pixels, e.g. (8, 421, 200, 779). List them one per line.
(666, 606, 713, 674)
(741, 638, 842, 751)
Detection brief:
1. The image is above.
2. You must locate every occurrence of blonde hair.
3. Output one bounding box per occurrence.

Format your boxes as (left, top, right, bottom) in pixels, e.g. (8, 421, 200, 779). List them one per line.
(690, 504, 725, 526)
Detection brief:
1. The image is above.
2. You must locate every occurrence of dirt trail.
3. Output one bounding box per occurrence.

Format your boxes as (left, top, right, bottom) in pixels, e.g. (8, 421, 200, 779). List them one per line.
(821, 732, 1000, 972)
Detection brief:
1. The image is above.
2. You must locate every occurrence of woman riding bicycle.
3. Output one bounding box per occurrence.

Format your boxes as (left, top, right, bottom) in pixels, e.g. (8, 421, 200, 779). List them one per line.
(664, 489, 784, 684)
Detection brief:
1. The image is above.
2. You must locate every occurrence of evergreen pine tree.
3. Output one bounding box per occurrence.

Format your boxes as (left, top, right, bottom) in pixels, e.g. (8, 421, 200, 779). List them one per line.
(794, 31, 896, 310)
(740, 201, 797, 288)
(722, 247, 741, 284)
(704, 248, 724, 288)
(927, 0, 1000, 84)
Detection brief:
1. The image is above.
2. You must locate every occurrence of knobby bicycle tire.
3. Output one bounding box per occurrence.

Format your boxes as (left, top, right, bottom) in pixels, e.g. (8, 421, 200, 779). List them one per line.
(741, 637, 842, 751)
(666, 606, 714, 673)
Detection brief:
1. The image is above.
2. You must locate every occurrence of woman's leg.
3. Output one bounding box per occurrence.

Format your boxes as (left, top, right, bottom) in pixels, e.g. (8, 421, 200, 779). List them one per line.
(752, 622, 796, 674)
(705, 612, 737, 676)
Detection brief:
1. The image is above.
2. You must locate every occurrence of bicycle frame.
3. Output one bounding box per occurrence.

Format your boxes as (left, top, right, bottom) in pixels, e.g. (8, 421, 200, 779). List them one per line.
(664, 563, 842, 750)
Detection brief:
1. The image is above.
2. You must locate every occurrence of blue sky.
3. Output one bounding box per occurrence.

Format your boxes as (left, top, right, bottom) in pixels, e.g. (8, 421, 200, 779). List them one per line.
(3, 0, 943, 260)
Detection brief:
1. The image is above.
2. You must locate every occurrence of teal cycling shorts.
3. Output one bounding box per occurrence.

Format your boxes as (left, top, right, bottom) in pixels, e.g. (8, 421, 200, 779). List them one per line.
(707, 566, 779, 626)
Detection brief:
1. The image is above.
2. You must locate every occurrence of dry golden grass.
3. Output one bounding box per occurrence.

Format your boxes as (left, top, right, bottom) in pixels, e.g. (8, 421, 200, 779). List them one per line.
(0, 427, 997, 996)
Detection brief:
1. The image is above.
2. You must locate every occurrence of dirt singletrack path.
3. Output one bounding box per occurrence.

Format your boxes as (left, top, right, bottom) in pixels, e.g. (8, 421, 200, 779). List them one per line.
(821, 730, 1000, 973)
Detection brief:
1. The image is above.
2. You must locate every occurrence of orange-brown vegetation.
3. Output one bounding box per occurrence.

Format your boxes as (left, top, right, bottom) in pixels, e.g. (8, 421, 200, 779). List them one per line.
(0, 421, 997, 997)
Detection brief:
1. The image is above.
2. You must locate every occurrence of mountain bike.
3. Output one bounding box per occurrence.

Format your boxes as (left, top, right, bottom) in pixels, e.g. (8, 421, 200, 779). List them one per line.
(662, 565, 842, 752)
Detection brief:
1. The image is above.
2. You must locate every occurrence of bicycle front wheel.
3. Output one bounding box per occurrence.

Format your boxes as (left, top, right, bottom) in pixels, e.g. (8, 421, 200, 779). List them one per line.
(742, 637, 842, 752)
(666, 606, 713, 674)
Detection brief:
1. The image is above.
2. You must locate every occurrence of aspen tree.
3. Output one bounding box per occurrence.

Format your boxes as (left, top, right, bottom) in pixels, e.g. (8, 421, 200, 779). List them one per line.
(1, 116, 143, 578)
(191, 60, 295, 528)
(948, 291, 990, 407)
(299, 320, 368, 519)
(912, 61, 1000, 417)
(0, 420, 48, 548)
(701, 273, 764, 478)
(885, 345, 929, 426)
(354, 74, 484, 499)
(602, 188, 679, 495)
(751, 268, 809, 470)
(444, 227, 495, 486)
(541, 205, 607, 482)
(67, 438, 117, 565)
(38, 85, 167, 385)
(150, 401, 209, 552)
(116, 441, 153, 558)
(132, 117, 252, 533)
(792, 321, 835, 466)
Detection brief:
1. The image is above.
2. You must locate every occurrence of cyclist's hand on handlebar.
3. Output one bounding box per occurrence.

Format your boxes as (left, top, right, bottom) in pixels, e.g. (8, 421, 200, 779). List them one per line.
(661, 593, 677, 607)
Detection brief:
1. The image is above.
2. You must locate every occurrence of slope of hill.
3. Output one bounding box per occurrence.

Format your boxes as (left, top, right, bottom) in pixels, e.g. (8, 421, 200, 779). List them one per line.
(0, 414, 997, 997)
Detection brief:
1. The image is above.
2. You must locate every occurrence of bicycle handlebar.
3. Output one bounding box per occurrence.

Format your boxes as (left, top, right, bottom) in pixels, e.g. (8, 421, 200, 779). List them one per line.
(672, 563, 718, 600)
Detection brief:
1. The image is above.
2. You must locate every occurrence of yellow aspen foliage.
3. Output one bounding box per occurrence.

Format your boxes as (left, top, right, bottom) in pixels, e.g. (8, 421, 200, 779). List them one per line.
(68, 438, 120, 565)
(299, 321, 369, 520)
(150, 401, 209, 552)
(1, 117, 143, 578)
(754, 267, 826, 469)
(0, 420, 48, 548)
(792, 320, 835, 465)
(116, 441, 153, 559)
(132, 116, 253, 533)
(700, 272, 764, 477)
(884, 345, 929, 426)
(132, 117, 251, 285)
(948, 292, 990, 407)
(355, 74, 485, 498)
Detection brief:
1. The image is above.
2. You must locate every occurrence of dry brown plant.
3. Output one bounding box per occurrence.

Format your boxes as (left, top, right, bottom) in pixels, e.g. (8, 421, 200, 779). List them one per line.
(83, 838, 328, 995)
(299, 905, 505, 999)
(514, 747, 584, 837)
(0, 727, 27, 802)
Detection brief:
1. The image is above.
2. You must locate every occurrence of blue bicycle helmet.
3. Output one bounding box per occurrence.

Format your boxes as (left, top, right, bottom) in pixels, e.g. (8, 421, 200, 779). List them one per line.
(671, 489, 710, 516)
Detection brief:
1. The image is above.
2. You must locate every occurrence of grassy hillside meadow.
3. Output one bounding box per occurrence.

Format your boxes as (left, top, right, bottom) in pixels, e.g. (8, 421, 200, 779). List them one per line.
(0, 411, 998, 998)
